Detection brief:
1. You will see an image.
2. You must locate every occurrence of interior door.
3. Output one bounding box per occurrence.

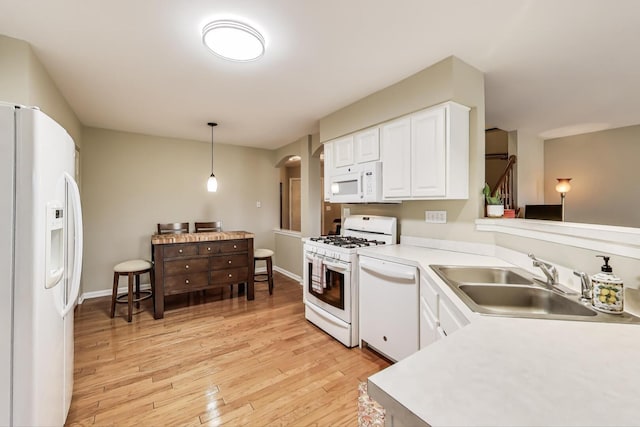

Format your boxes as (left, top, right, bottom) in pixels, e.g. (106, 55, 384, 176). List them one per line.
(289, 178, 301, 231)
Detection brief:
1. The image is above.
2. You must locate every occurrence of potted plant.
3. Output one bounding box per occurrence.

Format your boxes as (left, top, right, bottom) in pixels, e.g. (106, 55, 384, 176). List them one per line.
(483, 183, 504, 218)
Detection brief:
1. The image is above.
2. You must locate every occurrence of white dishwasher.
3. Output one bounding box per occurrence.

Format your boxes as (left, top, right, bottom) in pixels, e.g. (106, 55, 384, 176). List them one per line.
(359, 255, 419, 362)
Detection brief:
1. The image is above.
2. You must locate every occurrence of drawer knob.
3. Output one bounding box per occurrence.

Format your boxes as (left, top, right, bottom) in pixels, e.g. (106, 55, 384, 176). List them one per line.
(228, 274, 232, 278)
(207, 247, 211, 251)
(233, 245, 237, 249)
(383, 336, 388, 342)
(185, 279, 190, 284)
(178, 249, 183, 253)
(185, 265, 189, 269)
(228, 260, 232, 264)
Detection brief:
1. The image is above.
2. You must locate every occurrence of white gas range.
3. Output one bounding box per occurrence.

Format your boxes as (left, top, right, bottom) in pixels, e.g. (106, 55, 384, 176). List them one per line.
(302, 215, 397, 347)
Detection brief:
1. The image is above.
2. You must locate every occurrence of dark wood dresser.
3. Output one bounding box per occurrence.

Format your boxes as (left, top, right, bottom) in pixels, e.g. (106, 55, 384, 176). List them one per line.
(151, 231, 254, 319)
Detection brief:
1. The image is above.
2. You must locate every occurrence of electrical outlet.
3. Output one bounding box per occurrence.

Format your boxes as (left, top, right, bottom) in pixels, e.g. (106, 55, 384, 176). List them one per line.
(256, 201, 261, 208)
(343, 207, 351, 217)
(425, 210, 447, 224)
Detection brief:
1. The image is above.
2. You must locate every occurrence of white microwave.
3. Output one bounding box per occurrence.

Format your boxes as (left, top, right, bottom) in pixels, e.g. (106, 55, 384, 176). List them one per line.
(329, 161, 386, 203)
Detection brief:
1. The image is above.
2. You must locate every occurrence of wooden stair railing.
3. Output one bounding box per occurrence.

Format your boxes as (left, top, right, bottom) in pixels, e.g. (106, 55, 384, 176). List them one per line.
(492, 155, 517, 210)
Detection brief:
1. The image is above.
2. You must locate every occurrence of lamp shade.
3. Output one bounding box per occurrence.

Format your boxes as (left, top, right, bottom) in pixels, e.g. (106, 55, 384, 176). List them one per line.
(555, 178, 572, 194)
(207, 174, 218, 192)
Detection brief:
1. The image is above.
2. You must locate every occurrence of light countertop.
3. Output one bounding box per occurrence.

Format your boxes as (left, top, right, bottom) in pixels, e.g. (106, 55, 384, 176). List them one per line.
(360, 244, 640, 427)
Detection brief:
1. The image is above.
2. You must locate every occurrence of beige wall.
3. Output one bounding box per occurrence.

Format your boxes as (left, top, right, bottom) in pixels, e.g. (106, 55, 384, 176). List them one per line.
(320, 57, 455, 142)
(81, 127, 279, 293)
(320, 56, 492, 245)
(544, 125, 640, 227)
(274, 232, 303, 279)
(0, 35, 82, 145)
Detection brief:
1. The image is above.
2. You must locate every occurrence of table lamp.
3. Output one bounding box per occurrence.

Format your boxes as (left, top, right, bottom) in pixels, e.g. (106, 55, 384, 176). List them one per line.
(555, 178, 572, 221)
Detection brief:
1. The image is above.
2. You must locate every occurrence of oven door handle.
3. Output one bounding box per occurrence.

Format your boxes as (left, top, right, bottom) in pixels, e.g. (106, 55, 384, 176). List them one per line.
(306, 254, 349, 273)
(323, 259, 349, 272)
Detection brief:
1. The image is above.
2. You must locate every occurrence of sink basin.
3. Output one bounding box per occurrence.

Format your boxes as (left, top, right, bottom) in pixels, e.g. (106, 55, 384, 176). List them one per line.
(433, 266, 533, 285)
(458, 284, 597, 317)
(430, 265, 640, 324)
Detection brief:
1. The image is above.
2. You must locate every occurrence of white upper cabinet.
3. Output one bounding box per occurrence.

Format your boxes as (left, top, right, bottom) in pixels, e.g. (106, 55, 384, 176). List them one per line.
(381, 117, 412, 198)
(411, 107, 446, 197)
(354, 127, 380, 163)
(332, 135, 355, 168)
(381, 101, 470, 200)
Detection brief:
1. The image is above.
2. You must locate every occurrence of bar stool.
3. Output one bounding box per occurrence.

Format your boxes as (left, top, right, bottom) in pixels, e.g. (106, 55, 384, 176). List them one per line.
(110, 259, 154, 322)
(254, 248, 274, 295)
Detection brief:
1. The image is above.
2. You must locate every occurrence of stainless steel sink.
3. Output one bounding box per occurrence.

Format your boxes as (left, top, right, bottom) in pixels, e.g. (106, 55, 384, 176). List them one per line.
(430, 265, 640, 324)
(433, 266, 534, 285)
(458, 284, 597, 317)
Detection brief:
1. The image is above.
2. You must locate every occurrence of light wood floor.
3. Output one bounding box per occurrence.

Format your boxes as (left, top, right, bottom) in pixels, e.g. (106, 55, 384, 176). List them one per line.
(66, 273, 390, 426)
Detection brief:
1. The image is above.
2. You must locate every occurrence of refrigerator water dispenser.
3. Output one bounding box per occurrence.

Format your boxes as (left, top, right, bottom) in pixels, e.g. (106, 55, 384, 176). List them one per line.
(45, 202, 64, 289)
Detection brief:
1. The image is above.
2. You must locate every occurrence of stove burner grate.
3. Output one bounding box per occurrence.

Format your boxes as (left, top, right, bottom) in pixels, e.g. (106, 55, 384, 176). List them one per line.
(309, 236, 386, 247)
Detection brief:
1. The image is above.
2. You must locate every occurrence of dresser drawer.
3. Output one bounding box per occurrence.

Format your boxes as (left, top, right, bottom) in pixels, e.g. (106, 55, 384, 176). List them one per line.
(164, 244, 198, 258)
(210, 268, 248, 285)
(164, 272, 209, 294)
(218, 240, 248, 254)
(211, 254, 248, 270)
(198, 242, 219, 255)
(164, 258, 209, 276)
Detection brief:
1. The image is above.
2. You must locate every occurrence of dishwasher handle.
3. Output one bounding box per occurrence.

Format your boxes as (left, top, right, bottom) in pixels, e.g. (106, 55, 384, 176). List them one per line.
(359, 258, 416, 281)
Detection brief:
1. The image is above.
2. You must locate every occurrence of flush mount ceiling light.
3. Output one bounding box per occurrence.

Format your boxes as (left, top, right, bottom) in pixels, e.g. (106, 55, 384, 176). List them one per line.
(202, 20, 265, 61)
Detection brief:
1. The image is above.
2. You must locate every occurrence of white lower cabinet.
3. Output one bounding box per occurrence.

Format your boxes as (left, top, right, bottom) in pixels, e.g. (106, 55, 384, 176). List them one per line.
(420, 274, 469, 349)
(359, 256, 419, 362)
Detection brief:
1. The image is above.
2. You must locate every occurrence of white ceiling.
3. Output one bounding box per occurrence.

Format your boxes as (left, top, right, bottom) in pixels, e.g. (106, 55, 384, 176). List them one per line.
(1, 0, 639, 149)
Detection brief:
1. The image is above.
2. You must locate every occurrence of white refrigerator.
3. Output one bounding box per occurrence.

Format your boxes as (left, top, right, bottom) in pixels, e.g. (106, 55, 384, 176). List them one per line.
(0, 103, 83, 426)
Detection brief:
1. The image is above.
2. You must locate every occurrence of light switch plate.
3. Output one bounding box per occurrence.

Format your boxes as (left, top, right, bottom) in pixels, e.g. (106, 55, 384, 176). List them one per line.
(425, 210, 447, 224)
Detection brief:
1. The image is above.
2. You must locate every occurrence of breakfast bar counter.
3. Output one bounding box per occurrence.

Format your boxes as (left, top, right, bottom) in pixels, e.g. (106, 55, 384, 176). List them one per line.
(151, 231, 254, 319)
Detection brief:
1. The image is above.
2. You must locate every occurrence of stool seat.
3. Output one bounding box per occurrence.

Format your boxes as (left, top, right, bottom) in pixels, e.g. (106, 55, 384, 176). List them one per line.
(110, 259, 154, 322)
(254, 248, 274, 295)
(254, 248, 274, 259)
(114, 259, 153, 273)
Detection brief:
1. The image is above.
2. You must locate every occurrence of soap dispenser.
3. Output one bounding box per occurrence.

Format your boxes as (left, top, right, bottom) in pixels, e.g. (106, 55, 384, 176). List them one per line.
(591, 255, 624, 313)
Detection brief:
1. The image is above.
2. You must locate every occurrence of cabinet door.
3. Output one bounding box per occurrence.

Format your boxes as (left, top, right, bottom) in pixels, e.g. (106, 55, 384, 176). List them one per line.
(420, 295, 440, 349)
(411, 107, 446, 197)
(354, 127, 379, 163)
(323, 142, 333, 201)
(381, 117, 411, 198)
(439, 292, 469, 336)
(332, 135, 355, 168)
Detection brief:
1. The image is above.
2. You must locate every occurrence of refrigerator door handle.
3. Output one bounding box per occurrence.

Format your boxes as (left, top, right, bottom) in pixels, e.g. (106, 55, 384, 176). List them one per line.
(60, 172, 83, 317)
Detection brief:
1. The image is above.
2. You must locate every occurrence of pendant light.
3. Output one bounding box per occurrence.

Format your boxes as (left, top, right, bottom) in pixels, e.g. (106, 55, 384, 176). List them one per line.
(207, 122, 218, 192)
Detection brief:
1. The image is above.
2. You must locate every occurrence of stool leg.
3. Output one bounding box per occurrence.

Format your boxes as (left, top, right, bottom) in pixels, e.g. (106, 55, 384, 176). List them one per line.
(135, 273, 141, 309)
(267, 257, 273, 295)
(127, 272, 134, 323)
(110, 272, 119, 318)
(149, 267, 155, 314)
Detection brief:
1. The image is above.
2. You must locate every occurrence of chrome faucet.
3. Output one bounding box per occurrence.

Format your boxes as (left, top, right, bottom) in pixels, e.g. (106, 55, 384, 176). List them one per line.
(573, 270, 592, 302)
(528, 253, 558, 286)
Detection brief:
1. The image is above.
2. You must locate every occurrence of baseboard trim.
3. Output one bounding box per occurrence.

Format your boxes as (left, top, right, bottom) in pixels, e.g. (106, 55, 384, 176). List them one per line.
(273, 266, 302, 284)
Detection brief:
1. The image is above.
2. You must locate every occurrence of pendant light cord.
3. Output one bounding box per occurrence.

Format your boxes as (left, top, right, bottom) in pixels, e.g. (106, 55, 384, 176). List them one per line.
(210, 125, 214, 173)
(208, 122, 217, 174)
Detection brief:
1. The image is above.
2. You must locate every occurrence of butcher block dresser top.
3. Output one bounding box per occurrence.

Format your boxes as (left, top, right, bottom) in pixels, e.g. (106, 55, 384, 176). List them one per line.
(151, 231, 254, 244)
